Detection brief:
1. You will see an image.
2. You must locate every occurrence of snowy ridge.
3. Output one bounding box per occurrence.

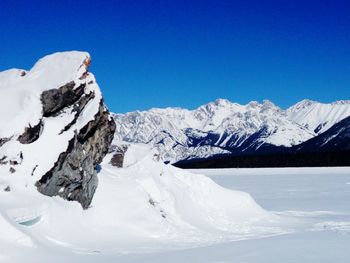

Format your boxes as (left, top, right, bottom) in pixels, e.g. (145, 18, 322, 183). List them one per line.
(113, 99, 327, 163)
(287, 99, 350, 134)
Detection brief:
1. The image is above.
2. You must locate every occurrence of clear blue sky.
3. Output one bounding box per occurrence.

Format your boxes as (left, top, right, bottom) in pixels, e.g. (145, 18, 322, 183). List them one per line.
(0, 0, 349, 113)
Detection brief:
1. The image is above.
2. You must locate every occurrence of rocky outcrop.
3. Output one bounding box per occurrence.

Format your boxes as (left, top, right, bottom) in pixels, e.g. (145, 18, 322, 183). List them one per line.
(41, 82, 86, 117)
(35, 82, 115, 209)
(109, 144, 128, 167)
(0, 51, 116, 209)
(18, 120, 43, 144)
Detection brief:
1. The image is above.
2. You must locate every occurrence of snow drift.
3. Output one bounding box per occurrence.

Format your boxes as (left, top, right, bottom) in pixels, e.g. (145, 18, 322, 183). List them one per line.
(0, 144, 282, 257)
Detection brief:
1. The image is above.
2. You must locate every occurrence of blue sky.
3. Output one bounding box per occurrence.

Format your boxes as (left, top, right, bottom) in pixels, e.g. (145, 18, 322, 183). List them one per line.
(0, 0, 349, 113)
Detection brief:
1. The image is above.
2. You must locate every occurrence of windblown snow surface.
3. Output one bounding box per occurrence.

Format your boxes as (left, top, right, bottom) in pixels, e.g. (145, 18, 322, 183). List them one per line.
(1, 145, 349, 262)
(0, 144, 282, 262)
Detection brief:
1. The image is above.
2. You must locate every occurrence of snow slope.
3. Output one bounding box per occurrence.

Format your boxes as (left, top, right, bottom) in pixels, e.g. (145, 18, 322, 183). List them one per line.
(1, 165, 349, 262)
(294, 116, 350, 152)
(287, 99, 350, 134)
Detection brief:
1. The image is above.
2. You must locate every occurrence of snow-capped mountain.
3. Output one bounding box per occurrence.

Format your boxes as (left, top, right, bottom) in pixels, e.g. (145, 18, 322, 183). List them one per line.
(287, 99, 350, 134)
(114, 99, 350, 163)
(177, 115, 350, 169)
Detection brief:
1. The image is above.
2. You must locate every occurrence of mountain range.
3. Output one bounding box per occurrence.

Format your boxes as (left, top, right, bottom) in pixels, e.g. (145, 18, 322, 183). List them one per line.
(112, 99, 350, 165)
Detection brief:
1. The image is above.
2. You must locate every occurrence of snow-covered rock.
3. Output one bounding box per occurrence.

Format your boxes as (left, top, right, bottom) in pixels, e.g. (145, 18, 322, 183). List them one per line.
(0, 51, 115, 209)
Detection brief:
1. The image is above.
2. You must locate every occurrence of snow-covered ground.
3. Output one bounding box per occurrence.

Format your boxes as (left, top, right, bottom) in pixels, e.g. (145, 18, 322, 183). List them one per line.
(109, 167, 350, 263)
(0, 144, 281, 262)
(1, 163, 349, 262)
(188, 167, 350, 262)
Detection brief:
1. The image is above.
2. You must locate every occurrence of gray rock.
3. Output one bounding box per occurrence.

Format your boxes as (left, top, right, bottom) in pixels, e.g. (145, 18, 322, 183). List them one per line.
(110, 144, 128, 168)
(0, 156, 7, 165)
(35, 81, 115, 209)
(41, 81, 86, 117)
(36, 134, 98, 209)
(18, 120, 43, 144)
(110, 153, 124, 168)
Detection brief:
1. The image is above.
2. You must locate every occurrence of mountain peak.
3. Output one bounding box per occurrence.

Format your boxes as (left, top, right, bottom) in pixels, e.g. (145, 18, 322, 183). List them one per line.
(287, 99, 318, 113)
(262, 99, 278, 108)
(247, 101, 259, 108)
(213, 98, 232, 106)
(245, 100, 279, 111)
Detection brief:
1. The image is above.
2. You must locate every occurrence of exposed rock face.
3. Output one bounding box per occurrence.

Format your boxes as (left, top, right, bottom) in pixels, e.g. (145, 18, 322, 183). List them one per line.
(41, 82, 86, 117)
(36, 97, 115, 209)
(0, 51, 116, 209)
(18, 120, 43, 144)
(110, 144, 128, 167)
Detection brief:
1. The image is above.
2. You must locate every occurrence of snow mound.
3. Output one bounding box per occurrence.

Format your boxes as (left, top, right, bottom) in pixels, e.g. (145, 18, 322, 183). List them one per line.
(0, 143, 282, 253)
